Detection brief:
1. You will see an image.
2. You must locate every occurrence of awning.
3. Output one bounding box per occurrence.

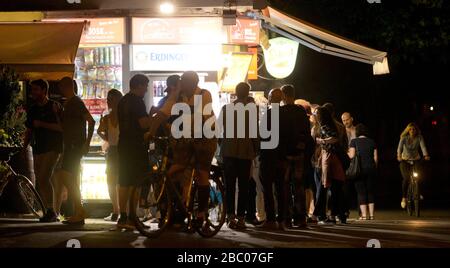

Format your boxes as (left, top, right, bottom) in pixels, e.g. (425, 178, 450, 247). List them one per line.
(256, 7, 389, 75)
(0, 22, 85, 80)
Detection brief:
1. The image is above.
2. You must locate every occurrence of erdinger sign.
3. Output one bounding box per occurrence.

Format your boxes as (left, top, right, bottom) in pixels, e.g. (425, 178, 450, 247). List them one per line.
(263, 37, 299, 79)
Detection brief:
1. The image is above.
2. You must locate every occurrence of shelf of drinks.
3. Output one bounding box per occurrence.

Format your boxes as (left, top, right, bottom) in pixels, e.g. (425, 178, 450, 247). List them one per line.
(77, 65, 123, 69)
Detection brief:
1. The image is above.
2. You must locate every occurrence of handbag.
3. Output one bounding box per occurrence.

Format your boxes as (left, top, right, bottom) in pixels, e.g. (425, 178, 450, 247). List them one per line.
(346, 142, 361, 180)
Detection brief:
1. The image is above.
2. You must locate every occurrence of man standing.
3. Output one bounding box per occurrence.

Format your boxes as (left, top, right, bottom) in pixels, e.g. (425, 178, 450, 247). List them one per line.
(219, 82, 259, 229)
(260, 88, 283, 229)
(116, 74, 152, 229)
(55, 77, 95, 225)
(24, 79, 63, 222)
(279, 85, 312, 229)
(341, 112, 356, 145)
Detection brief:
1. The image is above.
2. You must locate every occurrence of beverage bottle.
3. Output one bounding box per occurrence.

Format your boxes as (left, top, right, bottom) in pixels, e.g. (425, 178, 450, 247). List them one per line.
(104, 47, 110, 66)
(117, 46, 122, 65)
(109, 47, 115, 66)
(93, 49, 97, 66)
(99, 47, 104, 66)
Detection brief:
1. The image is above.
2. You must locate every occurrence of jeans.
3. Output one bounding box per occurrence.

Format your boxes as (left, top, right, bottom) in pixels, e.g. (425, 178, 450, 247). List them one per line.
(223, 157, 252, 218)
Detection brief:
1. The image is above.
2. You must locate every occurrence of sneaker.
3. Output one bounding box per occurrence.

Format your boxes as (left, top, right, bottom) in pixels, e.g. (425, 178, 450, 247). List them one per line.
(40, 209, 58, 223)
(307, 216, 318, 224)
(294, 218, 308, 228)
(324, 218, 337, 224)
(401, 198, 406, 209)
(259, 221, 278, 230)
(117, 216, 128, 229)
(104, 213, 118, 222)
(62, 209, 87, 225)
(245, 218, 264, 226)
(228, 219, 238, 229)
(236, 218, 246, 230)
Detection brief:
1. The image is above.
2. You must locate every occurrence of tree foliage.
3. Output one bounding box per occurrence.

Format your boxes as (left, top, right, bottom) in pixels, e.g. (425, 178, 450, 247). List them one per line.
(0, 65, 26, 148)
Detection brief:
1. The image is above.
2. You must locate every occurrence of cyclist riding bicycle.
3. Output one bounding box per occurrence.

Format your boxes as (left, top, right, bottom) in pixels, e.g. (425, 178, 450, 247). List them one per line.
(152, 71, 217, 230)
(397, 122, 430, 209)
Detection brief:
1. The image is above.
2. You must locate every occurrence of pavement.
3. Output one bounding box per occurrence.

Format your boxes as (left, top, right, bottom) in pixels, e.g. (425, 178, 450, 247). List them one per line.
(1, 209, 450, 248)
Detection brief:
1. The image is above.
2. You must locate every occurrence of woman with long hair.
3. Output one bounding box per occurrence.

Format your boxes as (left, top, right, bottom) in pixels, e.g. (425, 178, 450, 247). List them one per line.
(397, 122, 430, 209)
(313, 106, 347, 224)
(97, 89, 123, 221)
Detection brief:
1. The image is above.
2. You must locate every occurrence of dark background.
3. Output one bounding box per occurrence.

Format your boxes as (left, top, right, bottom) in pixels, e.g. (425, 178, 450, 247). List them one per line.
(250, 0, 450, 208)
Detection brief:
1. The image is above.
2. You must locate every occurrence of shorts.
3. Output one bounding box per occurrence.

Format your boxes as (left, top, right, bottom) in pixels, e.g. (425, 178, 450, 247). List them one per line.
(118, 143, 148, 187)
(106, 146, 119, 175)
(59, 144, 83, 175)
(172, 138, 217, 171)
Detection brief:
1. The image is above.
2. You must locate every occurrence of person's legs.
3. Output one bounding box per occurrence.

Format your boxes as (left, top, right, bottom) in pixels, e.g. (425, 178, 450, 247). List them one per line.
(35, 152, 60, 221)
(246, 176, 258, 222)
(277, 160, 291, 226)
(106, 172, 119, 215)
(330, 180, 346, 223)
(223, 157, 237, 219)
(51, 169, 64, 216)
(236, 159, 251, 222)
(261, 157, 276, 222)
(292, 157, 306, 226)
(367, 171, 376, 218)
(106, 147, 120, 217)
(400, 161, 411, 199)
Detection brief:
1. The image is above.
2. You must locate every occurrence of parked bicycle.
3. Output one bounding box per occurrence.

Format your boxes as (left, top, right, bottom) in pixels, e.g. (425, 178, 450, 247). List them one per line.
(135, 137, 226, 238)
(0, 147, 45, 218)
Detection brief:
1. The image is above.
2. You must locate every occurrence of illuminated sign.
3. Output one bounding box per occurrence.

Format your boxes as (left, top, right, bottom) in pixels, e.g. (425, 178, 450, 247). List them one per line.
(263, 37, 299, 79)
(132, 17, 225, 44)
(221, 53, 253, 92)
(45, 18, 125, 44)
(248, 47, 258, 80)
(228, 18, 260, 45)
(131, 44, 222, 71)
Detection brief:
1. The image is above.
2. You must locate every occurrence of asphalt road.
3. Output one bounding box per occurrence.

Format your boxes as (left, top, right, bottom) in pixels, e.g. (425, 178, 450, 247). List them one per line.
(1, 209, 450, 248)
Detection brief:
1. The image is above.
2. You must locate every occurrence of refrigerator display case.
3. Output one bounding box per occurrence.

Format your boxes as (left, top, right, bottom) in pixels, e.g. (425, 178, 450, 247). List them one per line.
(74, 45, 123, 202)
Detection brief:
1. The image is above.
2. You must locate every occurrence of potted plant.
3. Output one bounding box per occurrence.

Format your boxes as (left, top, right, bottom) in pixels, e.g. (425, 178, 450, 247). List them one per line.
(0, 65, 26, 165)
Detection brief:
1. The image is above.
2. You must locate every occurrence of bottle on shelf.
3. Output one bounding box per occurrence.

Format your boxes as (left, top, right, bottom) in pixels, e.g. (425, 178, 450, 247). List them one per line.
(99, 47, 104, 66)
(104, 47, 110, 66)
(109, 47, 115, 66)
(116, 46, 122, 66)
(93, 48, 98, 66)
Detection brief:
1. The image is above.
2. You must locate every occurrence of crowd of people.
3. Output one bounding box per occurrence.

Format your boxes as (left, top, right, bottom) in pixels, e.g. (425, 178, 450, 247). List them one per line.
(23, 71, 430, 231)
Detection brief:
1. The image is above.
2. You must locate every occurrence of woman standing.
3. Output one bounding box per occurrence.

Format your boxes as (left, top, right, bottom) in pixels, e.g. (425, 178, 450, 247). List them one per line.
(397, 123, 430, 209)
(97, 89, 123, 221)
(313, 106, 347, 224)
(348, 124, 378, 220)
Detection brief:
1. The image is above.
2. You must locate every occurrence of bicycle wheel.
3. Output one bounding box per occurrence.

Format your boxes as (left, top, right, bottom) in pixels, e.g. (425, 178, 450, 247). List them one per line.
(195, 172, 226, 238)
(414, 181, 420, 217)
(406, 182, 414, 216)
(135, 176, 172, 238)
(16, 175, 45, 218)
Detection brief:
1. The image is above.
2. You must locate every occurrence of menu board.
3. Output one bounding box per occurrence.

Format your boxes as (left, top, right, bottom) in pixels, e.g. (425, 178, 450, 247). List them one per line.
(132, 17, 224, 44)
(228, 18, 260, 45)
(44, 18, 126, 44)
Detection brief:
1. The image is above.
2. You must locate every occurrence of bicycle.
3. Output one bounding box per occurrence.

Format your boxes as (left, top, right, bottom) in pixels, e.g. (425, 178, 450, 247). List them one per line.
(135, 137, 226, 238)
(0, 147, 45, 218)
(403, 160, 422, 217)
